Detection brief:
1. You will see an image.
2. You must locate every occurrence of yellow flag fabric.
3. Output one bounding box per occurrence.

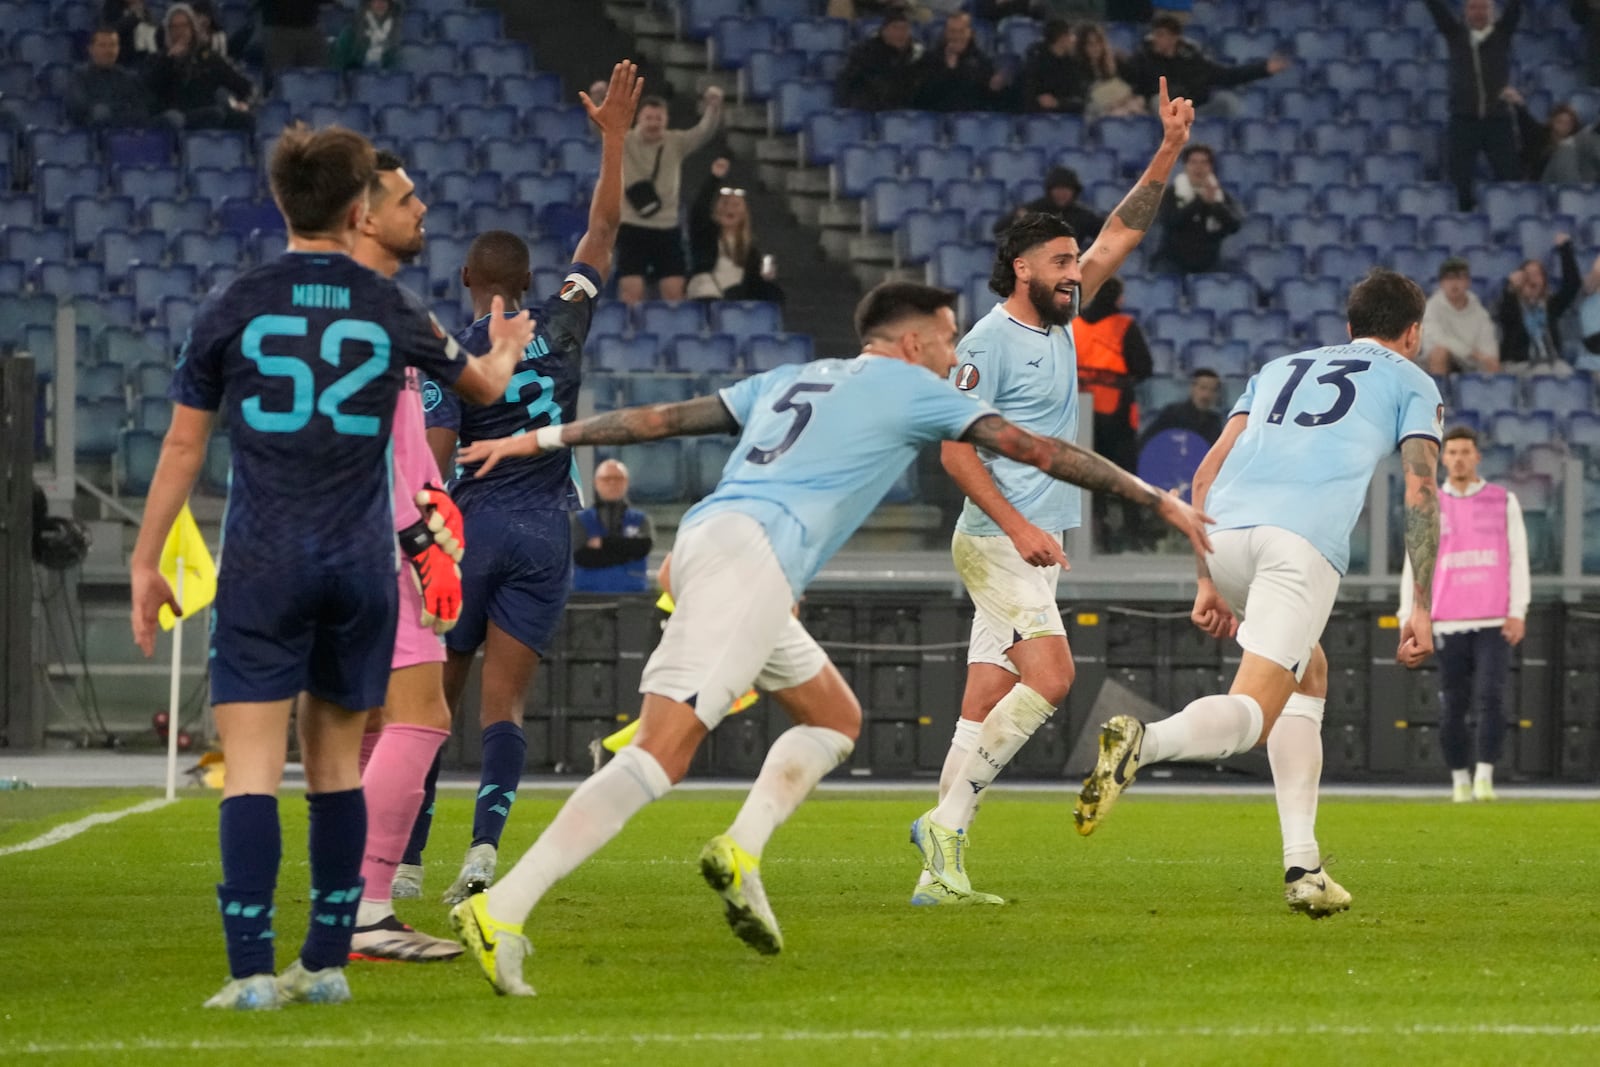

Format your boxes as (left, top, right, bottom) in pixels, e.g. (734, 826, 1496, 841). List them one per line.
(158, 504, 217, 631)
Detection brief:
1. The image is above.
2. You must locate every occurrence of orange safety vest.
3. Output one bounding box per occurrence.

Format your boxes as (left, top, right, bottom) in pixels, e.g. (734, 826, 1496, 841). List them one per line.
(1073, 313, 1139, 425)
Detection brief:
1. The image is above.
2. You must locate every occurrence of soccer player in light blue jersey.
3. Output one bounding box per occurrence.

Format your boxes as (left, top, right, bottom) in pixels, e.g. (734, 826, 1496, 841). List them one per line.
(1075, 269, 1445, 919)
(439, 281, 1214, 996)
(911, 77, 1196, 906)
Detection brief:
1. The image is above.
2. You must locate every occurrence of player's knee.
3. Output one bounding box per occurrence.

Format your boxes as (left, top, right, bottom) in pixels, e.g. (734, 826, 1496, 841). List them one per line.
(1297, 645, 1329, 699)
(1020, 657, 1073, 706)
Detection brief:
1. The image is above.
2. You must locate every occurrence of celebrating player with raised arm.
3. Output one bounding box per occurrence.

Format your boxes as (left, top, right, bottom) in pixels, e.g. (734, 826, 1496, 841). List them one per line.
(442, 281, 1212, 997)
(128, 125, 533, 1010)
(1074, 268, 1443, 919)
(911, 76, 1195, 906)
(414, 61, 643, 906)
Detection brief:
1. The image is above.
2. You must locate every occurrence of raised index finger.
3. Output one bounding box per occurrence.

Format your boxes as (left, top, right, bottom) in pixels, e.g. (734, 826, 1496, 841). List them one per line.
(1158, 75, 1170, 111)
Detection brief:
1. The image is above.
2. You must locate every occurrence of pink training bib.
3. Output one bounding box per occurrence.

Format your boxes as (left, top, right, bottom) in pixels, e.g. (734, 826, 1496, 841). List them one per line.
(1433, 483, 1510, 622)
(391, 368, 434, 531)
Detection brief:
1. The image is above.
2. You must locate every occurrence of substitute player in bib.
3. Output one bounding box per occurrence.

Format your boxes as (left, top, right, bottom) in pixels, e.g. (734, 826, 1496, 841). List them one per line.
(1074, 269, 1444, 918)
(441, 282, 1214, 997)
(128, 124, 533, 1009)
(341, 150, 466, 963)
(910, 76, 1195, 906)
(420, 62, 642, 906)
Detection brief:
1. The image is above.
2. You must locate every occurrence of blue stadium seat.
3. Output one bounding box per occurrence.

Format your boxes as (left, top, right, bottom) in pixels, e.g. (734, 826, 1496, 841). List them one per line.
(118, 429, 161, 495)
(1458, 243, 1520, 285)
(620, 373, 698, 407)
(1521, 442, 1568, 483)
(639, 301, 706, 340)
(712, 16, 777, 68)
(1016, 113, 1082, 153)
(1120, 274, 1182, 314)
(1455, 374, 1520, 417)
(595, 333, 664, 373)
(526, 106, 592, 143)
(29, 127, 93, 167)
(1275, 89, 1338, 124)
(1319, 183, 1384, 219)
(105, 128, 173, 168)
(482, 138, 547, 178)
(181, 131, 249, 171)
(536, 201, 586, 245)
(909, 145, 974, 185)
(606, 441, 685, 503)
(1235, 118, 1299, 156)
(1423, 213, 1491, 248)
(1241, 245, 1305, 286)
(1380, 121, 1442, 167)
(1280, 214, 1345, 247)
(308, 102, 372, 131)
(670, 333, 738, 374)
(1184, 340, 1252, 378)
(753, 0, 818, 17)
(422, 234, 472, 294)
(348, 70, 415, 108)
(1148, 309, 1215, 351)
(1050, 148, 1117, 187)
(499, 75, 565, 111)
(680, 0, 743, 38)
(802, 110, 872, 165)
(276, 67, 341, 106)
(1249, 183, 1314, 216)
(130, 264, 196, 315)
(690, 436, 738, 497)
(1359, 152, 1422, 187)
(76, 397, 126, 458)
(1305, 310, 1350, 347)
(422, 71, 491, 109)
(744, 49, 807, 101)
(949, 112, 1015, 154)
(1286, 153, 1352, 187)
(555, 137, 601, 176)
(1290, 27, 1348, 63)
(1567, 411, 1600, 450)
(36, 261, 104, 301)
(710, 301, 782, 340)
(1388, 245, 1454, 285)
(1347, 89, 1413, 125)
(66, 196, 136, 255)
(174, 231, 244, 271)
(0, 195, 35, 228)
(867, 177, 934, 232)
(77, 362, 125, 402)
(1321, 59, 1381, 96)
(466, 43, 531, 77)
(411, 137, 475, 175)
(135, 393, 171, 433)
(378, 104, 445, 140)
(525, 237, 569, 271)
(1312, 244, 1380, 284)
(981, 145, 1047, 184)
(786, 17, 849, 54)
(1307, 121, 1372, 157)
(1491, 411, 1556, 450)
(929, 243, 991, 289)
(1509, 214, 1578, 258)
(398, 41, 459, 72)
(1095, 115, 1161, 160)
(1189, 275, 1256, 316)
(937, 178, 1007, 215)
(218, 198, 285, 235)
(587, 372, 623, 410)
(190, 167, 257, 203)
(1554, 187, 1600, 220)
(876, 110, 941, 147)
(436, 9, 502, 44)
(1353, 214, 1419, 249)
(835, 144, 900, 198)
(469, 202, 532, 237)
(898, 209, 965, 266)
(35, 163, 101, 220)
(745, 333, 814, 371)
(773, 80, 833, 133)
(102, 326, 157, 370)
(433, 170, 502, 206)
(1223, 309, 1292, 350)
(99, 229, 166, 284)
(1528, 374, 1592, 423)
(512, 173, 577, 208)
(588, 302, 630, 341)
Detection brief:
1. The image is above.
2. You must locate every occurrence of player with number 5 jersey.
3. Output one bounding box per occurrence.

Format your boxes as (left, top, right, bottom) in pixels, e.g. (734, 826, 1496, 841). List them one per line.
(439, 281, 1214, 998)
(415, 62, 644, 907)
(1074, 268, 1444, 922)
(127, 125, 532, 1011)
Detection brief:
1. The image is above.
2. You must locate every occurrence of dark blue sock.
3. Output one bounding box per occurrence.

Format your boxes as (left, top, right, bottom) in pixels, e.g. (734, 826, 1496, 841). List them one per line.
(301, 789, 366, 972)
(217, 794, 280, 979)
(401, 750, 442, 867)
(472, 721, 526, 848)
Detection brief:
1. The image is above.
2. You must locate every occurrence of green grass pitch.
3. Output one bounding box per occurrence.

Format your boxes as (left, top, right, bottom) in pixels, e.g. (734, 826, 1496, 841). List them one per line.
(3, 787, 1598, 1066)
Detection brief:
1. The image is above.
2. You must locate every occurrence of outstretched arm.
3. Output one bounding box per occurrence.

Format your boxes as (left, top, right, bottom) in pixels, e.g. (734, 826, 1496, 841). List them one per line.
(458, 395, 738, 475)
(963, 414, 1214, 556)
(1398, 435, 1441, 667)
(572, 61, 643, 282)
(1079, 76, 1194, 304)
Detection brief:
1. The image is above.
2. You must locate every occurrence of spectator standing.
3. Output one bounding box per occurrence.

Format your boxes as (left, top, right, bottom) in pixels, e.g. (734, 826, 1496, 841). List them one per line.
(331, 0, 401, 71)
(1505, 93, 1583, 179)
(1421, 256, 1500, 375)
(615, 88, 724, 305)
(147, 4, 256, 131)
(1152, 143, 1241, 274)
(67, 26, 152, 128)
(1020, 20, 1087, 113)
(686, 159, 784, 304)
(1077, 23, 1146, 119)
(1398, 426, 1529, 803)
(1422, 0, 1525, 210)
(1537, 108, 1600, 183)
(260, 0, 329, 75)
(1073, 276, 1151, 544)
(1125, 14, 1288, 117)
(915, 12, 1007, 113)
(993, 166, 1105, 245)
(835, 12, 921, 111)
(1139, 367, 1223, 446)
(1496, 235, 1582, 370)
(103, 0, 162, 68)
(571, 461, 654, 594)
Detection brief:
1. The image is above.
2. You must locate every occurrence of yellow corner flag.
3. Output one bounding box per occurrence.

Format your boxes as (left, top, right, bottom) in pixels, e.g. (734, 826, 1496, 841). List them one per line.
(158, 503, 217, 631)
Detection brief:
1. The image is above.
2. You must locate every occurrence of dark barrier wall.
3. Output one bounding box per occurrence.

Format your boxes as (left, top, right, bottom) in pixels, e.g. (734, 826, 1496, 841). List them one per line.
(441, 592, 1598, 783)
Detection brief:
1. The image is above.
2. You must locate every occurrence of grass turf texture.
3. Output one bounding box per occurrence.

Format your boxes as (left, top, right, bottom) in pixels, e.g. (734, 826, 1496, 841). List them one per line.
(2, 790, 1597, 1066)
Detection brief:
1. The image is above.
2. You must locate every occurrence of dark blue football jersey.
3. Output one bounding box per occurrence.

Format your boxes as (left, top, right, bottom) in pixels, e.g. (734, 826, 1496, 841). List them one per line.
(170, 251, 468, 571)
(424, 263, 599, 513)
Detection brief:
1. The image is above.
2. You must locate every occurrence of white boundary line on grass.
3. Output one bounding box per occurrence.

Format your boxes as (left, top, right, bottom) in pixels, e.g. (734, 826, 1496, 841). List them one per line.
(0, 797, 173, 858)
(10, 1023, 1600, 1054)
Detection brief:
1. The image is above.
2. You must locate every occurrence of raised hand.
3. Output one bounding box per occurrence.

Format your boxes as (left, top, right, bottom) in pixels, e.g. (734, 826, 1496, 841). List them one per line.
(582, 60, 643, 136)
(487, 295, 534, 350)
(1156, 76, 1195, 146)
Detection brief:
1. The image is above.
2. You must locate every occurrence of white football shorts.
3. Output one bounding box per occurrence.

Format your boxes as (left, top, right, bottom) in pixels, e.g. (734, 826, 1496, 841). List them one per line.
(1205, 526, 1341, 682)
(952, 528, 1067, 673)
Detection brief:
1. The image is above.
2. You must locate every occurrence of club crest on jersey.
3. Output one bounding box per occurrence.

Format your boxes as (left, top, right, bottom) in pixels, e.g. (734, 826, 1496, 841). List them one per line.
(421, 379, 443, 413)
(955, 363, 981, 391)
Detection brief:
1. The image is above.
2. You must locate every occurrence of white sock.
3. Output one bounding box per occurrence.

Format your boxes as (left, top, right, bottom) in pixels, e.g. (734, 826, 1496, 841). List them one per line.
(355, 899, 394, 927)
(1452, 768, 1472, 789)
(727, 725, 854, 859)
(930, 683, 1055, 832)
(920, 717, 985, 887)
(1269, 694, 1324, 873)
(1474, 762, 1494, 786)
(486, 746, 671, 926)
(1141, 693, 1265, 765)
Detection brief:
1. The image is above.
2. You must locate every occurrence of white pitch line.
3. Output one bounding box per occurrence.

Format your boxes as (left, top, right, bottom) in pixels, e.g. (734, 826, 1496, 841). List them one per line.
(9, 1022, 1600, 1055)
(0, 797, 173, 858)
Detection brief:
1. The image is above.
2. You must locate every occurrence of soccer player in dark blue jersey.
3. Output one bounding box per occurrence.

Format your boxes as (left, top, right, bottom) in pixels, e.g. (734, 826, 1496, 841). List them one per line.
(127, 124, 534, 1011)
(418, 62, 642, 905)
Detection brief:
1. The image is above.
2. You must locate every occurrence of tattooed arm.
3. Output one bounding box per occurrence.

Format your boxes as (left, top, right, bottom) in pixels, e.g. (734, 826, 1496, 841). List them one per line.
(1078, 76, 1195, 304)
(963, 414, 1215, 556)
(457, 395, 738, 476)
(1398, 435, 1441, 667)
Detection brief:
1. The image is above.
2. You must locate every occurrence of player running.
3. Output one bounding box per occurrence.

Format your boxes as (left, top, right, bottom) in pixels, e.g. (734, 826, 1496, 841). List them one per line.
(417, 61, 642, 906)
(128, 124, 532, 1009)
(911, 76, 1195, 906)
(1073, 268, 1444, 918)
(441, 280, 1214, 997)
(342, 150, 465, 963)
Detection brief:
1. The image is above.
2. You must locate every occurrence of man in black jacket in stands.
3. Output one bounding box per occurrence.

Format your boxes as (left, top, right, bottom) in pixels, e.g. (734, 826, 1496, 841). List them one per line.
(1125, 15, 1287, 117)
(1422, 0, 1525, 210)
(835, 12, 920, 111)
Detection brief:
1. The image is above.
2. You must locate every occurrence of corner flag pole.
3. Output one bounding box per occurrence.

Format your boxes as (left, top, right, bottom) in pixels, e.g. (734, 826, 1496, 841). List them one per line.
(165, 559, 183, 802)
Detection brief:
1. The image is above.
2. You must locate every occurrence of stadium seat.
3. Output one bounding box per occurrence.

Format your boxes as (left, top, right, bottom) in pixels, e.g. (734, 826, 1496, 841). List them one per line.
(1553, 187, 1600, 220)
(526, 105, 591, 143)
(348, 70, 414, 108)
(1183, 340, 1251, 378)
(929, 243, 991, 289)
(276, 67, 341, 106)
(773, 80, 833, 133)
(1120, 274, 1182, 315)
(710, 301, 783, 341)
(1241, 245, 1305, 285)
(130, 265, 196, 317)
(621, 372, 698, 407)
(455, 104, 521, 141)
(35, 163, 101, 220)
(1276, 89, 1339, 124)
(1567, 411, 1600, 451)
(787, 16, 850, 54)
(606, 441, 685, 503)
(712, 16, 777, 69)
(1148, 309, 1215, 351)
(743, 49, 807, 101)
(1189, 275, 1256, 316)
(949, 112, 1015, 155)
(76, 397, 126, 458)
(468, 202, 531, 237)
(511, 173, 577, 208)
(639, 301, 706, 340)
(115, 165, 186, 204)
(745, 333, 813, 371)
(76, 362, 125, 403)
(1016, 113, 1083, 152)
(875, 110, 941, 149)
(36, 261, 105, 302)
(835, 144, 900, 198)
(218, 198, 285, 236)
(411, 137, 475, 175)
(181, 131, 250, 172)
(101, 326, 156, 370)
(1510, 215, 1578, 259)
(936, 178, 1007, 215)
(433, 171, 502, 206)
(1528, 374, 1592, 423)
(982, 146, 1047, 184)
(1236, 118, 1299, 156)
(117, 429, 161, 495)
(105, 128, 173, 168)
(1388, 245, 1454, 285)
(190, 167, 257, 204)
(1280, 214, 1345, 248)
(691, 436, 739, 498)
(99, 229, 167, 284)
(669, 334, 738, 375)
(801, 110, 872, 166)
(481, 138, 547, 179)
(898, 209, 966, 266)
(4, 224, 68, 265)
(1458, 374, 1521, 416)
(1223, 309, 1292, 351)
(1095, 115, 1161, 160)
(135, 393, 171, 433)
(867, 177, 934, 232)
(1273, 276, 1341, 313)
(1352, 214, 1419, 249)
(595, 333, 663, 374)
(1423, 213, 1491, 249)
(1249, 183, 1314, 216)
(378, 104, 445, 140)
(29, 127, 93, 168)
(1312, 244, 1381, 285)
(1478, 183, 1547, 233)
(1306, 310, 1350, 347)
(1286, 152, 1352, 187)
(174, 231, 244, 273)
(909, 145, 974, 186)
(436, 9, 502, 44)
(588, 302, 630, 341)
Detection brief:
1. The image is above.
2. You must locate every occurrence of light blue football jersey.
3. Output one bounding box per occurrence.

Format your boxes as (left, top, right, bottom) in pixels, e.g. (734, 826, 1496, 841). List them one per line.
(951, 304, 1082, 536)
(1205, 340, 1444, 575)
(682, 355, 995, 596)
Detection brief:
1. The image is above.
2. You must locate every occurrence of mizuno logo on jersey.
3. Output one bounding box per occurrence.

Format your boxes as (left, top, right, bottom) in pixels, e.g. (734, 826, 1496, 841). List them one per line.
(955, 363, 981, 391)
(1026, 357, 1043, 368)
